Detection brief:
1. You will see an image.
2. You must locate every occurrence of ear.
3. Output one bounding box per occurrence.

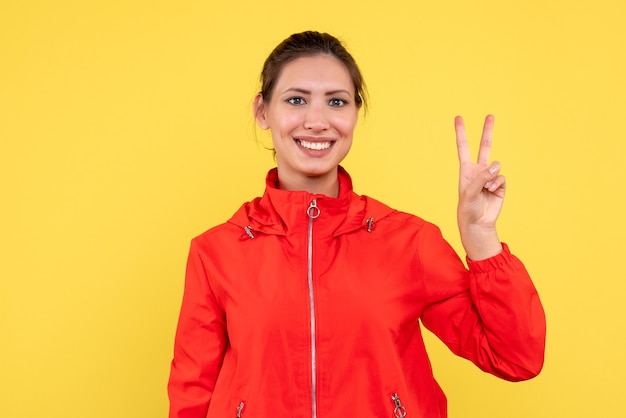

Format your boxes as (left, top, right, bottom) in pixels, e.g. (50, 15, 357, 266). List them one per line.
(253, 93, 269, 130)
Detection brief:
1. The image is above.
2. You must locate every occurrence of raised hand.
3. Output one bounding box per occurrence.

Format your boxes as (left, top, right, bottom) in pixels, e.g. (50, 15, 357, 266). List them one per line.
(455, 115, 504, 260)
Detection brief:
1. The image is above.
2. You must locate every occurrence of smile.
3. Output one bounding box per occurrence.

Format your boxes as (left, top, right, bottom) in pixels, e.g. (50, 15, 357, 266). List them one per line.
(296, 139, 334, 150)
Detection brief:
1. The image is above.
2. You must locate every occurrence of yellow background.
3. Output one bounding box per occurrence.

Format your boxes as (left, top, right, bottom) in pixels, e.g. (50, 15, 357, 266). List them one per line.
(1, 0, 625, 417)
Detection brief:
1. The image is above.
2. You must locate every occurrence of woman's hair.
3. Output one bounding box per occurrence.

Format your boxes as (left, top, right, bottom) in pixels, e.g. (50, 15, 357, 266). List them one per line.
(259, 31, 368, 111)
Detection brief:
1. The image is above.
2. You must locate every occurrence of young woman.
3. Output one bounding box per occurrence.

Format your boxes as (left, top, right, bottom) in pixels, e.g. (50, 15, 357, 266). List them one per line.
(168, 31, 546, 418)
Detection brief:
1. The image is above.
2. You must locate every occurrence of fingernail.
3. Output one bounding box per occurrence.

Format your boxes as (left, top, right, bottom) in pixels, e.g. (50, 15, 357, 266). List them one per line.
(484, 181, 492, 189)
(489, 166, 497, 174)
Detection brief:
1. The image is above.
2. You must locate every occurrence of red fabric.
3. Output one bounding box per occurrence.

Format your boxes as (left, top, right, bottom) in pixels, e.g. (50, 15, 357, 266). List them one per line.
(168, 167, 546, 418)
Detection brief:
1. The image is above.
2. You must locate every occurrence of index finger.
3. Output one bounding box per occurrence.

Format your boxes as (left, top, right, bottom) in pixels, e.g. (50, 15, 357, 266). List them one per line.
(455, 115, 471, 163)
(477, 114, 495, 165)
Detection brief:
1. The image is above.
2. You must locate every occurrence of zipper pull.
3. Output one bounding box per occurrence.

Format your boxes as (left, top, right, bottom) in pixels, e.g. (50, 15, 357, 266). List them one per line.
(391, 393, 407, 418)
(243, 226, 255, 239)
(307, 198, 320, 219)
(236, 401, 245, 418)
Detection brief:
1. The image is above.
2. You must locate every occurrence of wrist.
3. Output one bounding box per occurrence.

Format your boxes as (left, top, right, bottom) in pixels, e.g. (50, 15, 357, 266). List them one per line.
(459, 225, 502, 261)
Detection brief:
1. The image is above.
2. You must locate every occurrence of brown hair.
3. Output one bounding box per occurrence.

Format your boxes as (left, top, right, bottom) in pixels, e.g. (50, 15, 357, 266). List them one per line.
(259, 31, 368, 111)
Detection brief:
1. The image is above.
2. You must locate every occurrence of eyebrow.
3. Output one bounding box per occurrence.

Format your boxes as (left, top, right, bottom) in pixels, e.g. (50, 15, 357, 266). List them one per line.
(282, 87, 353, 97)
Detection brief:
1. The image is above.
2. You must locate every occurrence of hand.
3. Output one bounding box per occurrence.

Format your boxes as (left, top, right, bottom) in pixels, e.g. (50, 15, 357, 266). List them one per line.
(455, 114, 504, 260)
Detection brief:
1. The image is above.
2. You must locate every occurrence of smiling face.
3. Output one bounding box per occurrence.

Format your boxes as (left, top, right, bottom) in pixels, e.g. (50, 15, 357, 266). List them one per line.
(254, 54, 359, 196)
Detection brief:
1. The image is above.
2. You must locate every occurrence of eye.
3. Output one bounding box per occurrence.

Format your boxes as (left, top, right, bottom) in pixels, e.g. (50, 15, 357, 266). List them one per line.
(286, 97, 306, 106)
(329, 98, 348, 107)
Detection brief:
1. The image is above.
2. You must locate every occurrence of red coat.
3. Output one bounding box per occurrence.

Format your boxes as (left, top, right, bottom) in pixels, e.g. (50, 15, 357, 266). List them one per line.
(168, 167, 546, 418)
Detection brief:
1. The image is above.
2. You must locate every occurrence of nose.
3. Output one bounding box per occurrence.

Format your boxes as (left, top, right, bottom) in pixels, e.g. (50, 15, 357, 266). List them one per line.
(303, 103, 330, 131)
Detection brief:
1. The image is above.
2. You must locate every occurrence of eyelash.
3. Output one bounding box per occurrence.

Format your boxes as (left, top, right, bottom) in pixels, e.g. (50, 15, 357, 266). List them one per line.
(285, 97, 349, 107)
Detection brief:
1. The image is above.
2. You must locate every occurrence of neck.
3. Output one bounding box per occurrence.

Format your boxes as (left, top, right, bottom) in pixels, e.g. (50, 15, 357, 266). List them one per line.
(276, 168, 340, 198)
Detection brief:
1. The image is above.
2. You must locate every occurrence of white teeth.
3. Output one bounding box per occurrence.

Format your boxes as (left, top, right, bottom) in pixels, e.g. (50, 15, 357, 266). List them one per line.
(297, 139, 332, 150)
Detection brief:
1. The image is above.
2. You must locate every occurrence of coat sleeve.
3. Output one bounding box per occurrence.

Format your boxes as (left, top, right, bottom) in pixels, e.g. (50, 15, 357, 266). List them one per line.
(418, 223, 546, 381)
(168, 238, 228, 418)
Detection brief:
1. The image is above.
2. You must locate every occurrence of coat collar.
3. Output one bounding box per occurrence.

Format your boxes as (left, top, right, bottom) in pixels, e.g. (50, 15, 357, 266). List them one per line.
(228, 166, 394, 238)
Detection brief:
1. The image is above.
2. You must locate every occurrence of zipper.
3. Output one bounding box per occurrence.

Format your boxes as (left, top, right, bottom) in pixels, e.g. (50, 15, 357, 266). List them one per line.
(391, 392, 407, 418)
(236, 401, 245, 417)
(306, 199, 320, 418)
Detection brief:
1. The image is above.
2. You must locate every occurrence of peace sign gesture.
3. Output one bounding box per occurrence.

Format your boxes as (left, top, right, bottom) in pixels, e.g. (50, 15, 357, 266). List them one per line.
(455, 115, 504, 260)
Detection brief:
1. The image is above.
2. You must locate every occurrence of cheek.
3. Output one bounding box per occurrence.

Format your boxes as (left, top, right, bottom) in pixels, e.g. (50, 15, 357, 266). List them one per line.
(268, 110, 302, 135)
(334, 113, 358, 136)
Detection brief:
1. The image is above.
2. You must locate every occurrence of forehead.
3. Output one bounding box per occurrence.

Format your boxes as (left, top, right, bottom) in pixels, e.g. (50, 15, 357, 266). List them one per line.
(275, 55, 353, 92)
